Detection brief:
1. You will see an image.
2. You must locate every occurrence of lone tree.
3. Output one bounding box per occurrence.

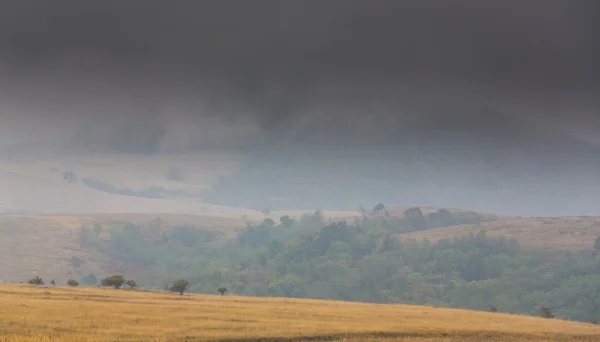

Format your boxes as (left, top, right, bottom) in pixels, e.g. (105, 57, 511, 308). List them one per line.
(404, 207, 426, 230)
(373, 202, 385, 213)
(489, 304, 498, 312)
(217, 287, 227, 296)
(170, 279, 189, 295)
(539, 305, 555, 319)
(594, 235, 600, 252)
(27, 276, 44, 285)
(101, 275, 126, 289)
(124, 280, 137, 289)
(67, 279, 79, 287)
(50, 280, 56, 287)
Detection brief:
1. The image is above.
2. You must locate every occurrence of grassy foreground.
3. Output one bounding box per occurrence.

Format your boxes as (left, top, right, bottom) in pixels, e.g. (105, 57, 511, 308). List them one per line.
(0, 285, 599, 341)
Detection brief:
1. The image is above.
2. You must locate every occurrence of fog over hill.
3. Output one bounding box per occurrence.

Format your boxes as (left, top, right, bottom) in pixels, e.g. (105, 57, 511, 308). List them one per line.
(0, 0, 599, 216)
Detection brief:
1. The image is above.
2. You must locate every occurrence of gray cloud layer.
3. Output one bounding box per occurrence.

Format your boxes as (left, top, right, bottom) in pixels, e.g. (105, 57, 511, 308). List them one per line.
(0, 0, 598, 152)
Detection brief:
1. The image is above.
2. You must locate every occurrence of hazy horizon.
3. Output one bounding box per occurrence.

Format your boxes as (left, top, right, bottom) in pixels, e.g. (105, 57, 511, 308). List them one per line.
(1, 0, 599, 217)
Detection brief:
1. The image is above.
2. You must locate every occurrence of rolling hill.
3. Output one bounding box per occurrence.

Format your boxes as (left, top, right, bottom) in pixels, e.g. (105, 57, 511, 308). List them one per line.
(0, 284, 598, 341)
(0, 208, 597, 284)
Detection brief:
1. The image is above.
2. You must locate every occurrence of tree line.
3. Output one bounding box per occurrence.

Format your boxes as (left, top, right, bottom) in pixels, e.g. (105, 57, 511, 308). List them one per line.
(66, 207, 600, 323)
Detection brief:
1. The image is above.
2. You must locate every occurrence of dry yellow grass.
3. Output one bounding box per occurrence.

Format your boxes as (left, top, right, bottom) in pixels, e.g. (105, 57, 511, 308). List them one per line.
(400, 216, 600, 250)
(0, 285, 598, 341)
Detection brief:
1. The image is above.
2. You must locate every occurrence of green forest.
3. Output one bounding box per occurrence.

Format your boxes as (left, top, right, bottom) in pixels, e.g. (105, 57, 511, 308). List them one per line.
(77, 208, 600, 324)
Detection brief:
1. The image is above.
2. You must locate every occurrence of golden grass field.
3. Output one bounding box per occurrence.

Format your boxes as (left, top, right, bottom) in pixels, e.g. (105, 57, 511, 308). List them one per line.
(400, 216, 600, 251)
(0, 285, 599, 342)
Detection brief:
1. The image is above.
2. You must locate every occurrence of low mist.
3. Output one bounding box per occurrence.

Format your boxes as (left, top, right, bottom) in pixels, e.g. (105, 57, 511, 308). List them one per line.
(0, 0, 599, 216)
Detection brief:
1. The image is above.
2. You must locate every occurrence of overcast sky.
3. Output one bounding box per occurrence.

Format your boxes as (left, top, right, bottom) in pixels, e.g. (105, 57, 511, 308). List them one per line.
(0, 0, 598, 152)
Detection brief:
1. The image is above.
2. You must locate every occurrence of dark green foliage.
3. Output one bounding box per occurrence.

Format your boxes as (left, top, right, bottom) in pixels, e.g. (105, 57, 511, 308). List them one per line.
(404, 207, 426, 230)
(67, 279, 79, 287)
(84, 215, 600, 323)
(171, 279, 189, 295)
(426, 209, 455, 227)
(101, 275, 125, 289)
(373, 202, 385, 212)
(539, 305, 555, 318)
(80, 273, 98, 286)
(280, 215, 295, 228)
(169, 225, 216, 248)
(27, 276, 44, 285)
(263, 218, 275, 227)
(124, 280, 137, 289)
(218, 287, 227, 296)
(594, 235, 600, 252)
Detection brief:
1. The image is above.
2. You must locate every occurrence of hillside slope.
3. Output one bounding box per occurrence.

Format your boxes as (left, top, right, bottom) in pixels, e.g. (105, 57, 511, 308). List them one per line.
(400, 216, 600, 250)
(0, 213, 248, 282)
(0, 285, 599, 341)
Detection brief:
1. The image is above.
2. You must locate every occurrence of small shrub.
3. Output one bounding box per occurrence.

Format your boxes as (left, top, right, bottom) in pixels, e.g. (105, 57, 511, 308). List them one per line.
(67, 279, 79, 287)
(50, 280, 56, 287)
(124, 280, 137, 289)
(27, 276, 44, 285)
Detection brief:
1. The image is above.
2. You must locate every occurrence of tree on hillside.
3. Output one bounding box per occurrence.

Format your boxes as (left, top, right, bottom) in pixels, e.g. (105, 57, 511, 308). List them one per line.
(218, 287, 227, 296)
(101, 275, 125, 289)
(428, 208, 456, 227)
(171, 279, 190, 295)
(279, 215, 295, 228)
(404, 207, 426, 230)
(594, 235, 600, 252)
(67, 279, 79, 287)
(27, 276, 44, 285)
(262, 207, 271, 216)
(50, 280, 56, 287)
(539, 305, 555, 319)
(373, 202, 385, 213)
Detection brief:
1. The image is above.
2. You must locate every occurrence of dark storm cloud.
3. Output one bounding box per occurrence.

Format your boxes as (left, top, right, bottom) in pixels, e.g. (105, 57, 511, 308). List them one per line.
(0, 0, 598, 151)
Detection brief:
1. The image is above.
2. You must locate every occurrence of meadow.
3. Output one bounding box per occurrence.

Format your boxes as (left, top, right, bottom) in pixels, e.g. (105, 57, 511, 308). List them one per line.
(0, 285, 599, 341)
